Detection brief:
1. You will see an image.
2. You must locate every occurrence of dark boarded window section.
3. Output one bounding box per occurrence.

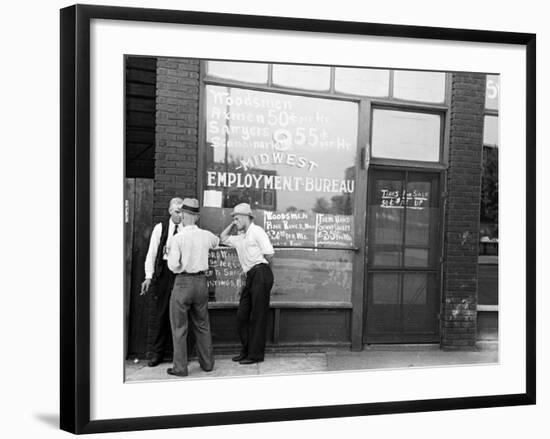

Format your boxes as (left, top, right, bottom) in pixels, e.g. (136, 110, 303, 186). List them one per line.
(125, 56, 157, 178)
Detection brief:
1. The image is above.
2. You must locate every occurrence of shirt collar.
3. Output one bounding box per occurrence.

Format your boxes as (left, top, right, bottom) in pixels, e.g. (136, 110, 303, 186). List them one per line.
(244, 222, 255, 236)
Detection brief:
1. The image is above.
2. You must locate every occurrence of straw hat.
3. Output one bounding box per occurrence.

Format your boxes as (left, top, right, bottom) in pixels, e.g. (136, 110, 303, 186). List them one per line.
(181, 198, 200, 215)
(230, 203, 254, 218)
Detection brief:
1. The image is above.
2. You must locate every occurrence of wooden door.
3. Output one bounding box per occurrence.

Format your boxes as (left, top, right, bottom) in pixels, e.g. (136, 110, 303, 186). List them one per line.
(125, 178, 154, 358)
(364, 170, 442, 343)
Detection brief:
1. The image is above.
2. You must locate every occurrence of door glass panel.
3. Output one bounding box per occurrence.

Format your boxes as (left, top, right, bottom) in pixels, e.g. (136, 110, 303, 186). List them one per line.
(372, 250, 402, 267)
(404, 180, 431, 246)
(371, 177, 404, 245)
(403, 274, 427, 304)
(405, 209, 430, 246)
(404, 248, 429, 267)
(402, 274, 438, 333)
(372, 273, 400, 304)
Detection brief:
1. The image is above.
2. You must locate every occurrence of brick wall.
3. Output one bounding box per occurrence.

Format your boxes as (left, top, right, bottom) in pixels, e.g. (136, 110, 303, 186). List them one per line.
(148, 58, 201, 356)
(441, 73, 486, 349)
(153, 58, 200, 225)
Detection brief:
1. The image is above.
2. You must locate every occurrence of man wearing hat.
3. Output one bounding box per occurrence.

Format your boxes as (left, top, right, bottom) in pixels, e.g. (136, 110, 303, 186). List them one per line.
(166, 198, 219, 377)
(220, 203, 275, 365)
(140, 197, 185, 367)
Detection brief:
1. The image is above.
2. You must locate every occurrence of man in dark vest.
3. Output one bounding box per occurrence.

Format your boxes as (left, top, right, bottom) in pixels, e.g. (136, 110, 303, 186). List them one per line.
(140, 197, 184, 367)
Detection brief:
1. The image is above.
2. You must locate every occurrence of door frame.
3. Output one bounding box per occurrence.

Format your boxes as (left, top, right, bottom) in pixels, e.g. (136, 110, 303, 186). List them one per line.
(362, 166, 445, 344)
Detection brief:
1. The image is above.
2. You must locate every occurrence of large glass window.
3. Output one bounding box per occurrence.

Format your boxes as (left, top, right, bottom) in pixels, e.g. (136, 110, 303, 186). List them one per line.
(204, 85, 358, 303)
(205, 85, 357, 215)
(393, 71, 446, 103)
(334, 68, 389, 97)
(206, 61, 268, 84)
(371, 109, 442, 161)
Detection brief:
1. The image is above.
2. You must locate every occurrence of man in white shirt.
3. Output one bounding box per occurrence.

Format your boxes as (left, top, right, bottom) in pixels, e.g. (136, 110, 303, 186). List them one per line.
(140, 197, 184, 367)
(166, 198, 219, 377)
(220, 203, 274, 365)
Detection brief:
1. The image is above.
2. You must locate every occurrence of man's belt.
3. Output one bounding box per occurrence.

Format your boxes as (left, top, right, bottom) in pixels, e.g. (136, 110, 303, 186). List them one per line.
(179, 271, 206, 276)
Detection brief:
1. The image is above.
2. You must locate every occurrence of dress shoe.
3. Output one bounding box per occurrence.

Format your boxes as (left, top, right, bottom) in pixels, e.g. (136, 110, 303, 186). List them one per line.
(231, 354, 247, 362)
(239, 358, 264, 365)
(147, 357, 162, 367)
(167, 367, 188, 377)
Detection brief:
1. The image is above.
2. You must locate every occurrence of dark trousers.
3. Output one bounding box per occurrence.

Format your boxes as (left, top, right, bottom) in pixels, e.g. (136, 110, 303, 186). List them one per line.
(237, 264, 274, 361)
(149, 262, 175, 359)
(170, 274, 215, 374)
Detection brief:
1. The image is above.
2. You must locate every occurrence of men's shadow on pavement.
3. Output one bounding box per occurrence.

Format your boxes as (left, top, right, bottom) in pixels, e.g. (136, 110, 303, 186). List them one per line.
(34, 413, 59, 429)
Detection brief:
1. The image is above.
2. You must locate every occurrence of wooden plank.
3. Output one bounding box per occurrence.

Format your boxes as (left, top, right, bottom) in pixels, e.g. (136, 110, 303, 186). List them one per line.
(273, 308, 280, 344)
(351, 100, 370, 351)
(126, 56, 157, 71)
(126, 128, 155, 144)
(126, 142, 155, 161)
(126, 111, 155, 128)
(124, 179, 135, 359)
(125, 161, 154, 179)
(126, 68, 157, 84)
(126, 97, 155, 113)
(128, 178, 154, 356)
(278, 309, 351, 343)
(209, 309, 274, 345)
(126, 82, 157, 98)
(207, 301, 352, 309)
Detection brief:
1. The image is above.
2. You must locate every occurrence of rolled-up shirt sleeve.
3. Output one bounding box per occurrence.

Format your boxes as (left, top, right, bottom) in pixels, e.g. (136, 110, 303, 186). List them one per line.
(144, 223, 162, 279)
(208, 232, 220, 249)
(255, 227, 274, 255)
(167, 234, 184, 273)
(222, 235, 239, 248)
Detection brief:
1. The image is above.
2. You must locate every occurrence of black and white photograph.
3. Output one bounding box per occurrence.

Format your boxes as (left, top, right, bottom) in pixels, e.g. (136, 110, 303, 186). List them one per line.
(50, 1, 539, 435)
(3, 0, 548, 437)
(123, 57, 500, 382)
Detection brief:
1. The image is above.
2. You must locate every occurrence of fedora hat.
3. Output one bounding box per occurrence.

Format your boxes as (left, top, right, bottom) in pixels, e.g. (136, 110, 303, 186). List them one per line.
(230, 203, 254, 218)
(181, 198, 200, 215)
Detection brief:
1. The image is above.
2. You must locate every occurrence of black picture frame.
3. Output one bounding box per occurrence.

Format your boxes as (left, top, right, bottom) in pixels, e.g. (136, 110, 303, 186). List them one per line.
(60, 4, 536, 434)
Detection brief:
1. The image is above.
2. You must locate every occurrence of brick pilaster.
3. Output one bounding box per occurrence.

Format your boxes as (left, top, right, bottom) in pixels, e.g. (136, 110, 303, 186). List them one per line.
(441, 73, 486, 349)
(153, 58, 200, 224)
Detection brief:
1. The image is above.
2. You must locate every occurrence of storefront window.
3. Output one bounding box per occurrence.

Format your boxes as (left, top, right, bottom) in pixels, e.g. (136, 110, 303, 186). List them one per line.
(393, 71, 446, 103)
(204, 84, 358, 303)
(371, 109, 441, 161)
(272, 64, 331, 91)
(205, 85, 357, 215)
(334, 68, 389, 97)
(206, 61, 268, 84)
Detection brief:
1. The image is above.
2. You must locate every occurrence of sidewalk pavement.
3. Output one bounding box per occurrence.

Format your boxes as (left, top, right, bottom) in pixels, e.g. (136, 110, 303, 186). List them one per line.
(125, 342, 498, 382)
